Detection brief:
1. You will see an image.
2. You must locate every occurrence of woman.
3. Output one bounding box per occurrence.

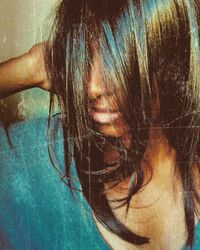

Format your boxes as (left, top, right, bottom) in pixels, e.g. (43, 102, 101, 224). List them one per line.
(0, 0, 200, 249)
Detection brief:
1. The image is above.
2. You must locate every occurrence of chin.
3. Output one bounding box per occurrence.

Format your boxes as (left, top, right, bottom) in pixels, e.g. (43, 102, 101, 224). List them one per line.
(95, 119, 129, 138)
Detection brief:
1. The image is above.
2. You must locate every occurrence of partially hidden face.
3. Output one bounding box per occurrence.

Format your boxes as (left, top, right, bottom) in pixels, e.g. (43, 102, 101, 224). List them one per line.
(87, 55, 129, 138)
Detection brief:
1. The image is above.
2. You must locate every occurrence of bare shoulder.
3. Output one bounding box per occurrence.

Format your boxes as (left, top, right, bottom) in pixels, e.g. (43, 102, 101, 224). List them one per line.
(93, 215, 138, 250)
(193, 161, 200, 213)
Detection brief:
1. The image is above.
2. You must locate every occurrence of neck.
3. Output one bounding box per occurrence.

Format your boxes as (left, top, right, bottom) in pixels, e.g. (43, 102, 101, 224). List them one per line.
(104, 126, 179, 196)
(143, 126, 177, 185)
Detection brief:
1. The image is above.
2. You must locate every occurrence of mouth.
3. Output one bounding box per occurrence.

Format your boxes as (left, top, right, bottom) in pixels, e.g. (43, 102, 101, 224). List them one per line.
(90, 107, 120, 124)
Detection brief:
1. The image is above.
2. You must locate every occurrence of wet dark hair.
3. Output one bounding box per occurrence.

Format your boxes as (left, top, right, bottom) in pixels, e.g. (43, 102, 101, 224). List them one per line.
(45, 0, 200, 247)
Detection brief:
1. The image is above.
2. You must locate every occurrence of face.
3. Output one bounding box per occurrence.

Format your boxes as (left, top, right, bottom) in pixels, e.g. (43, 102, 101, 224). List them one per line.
(87, 56, 129, 138)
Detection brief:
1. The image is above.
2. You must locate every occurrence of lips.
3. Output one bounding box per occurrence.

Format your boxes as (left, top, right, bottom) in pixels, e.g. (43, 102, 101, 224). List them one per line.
(90, 107, 120, 124)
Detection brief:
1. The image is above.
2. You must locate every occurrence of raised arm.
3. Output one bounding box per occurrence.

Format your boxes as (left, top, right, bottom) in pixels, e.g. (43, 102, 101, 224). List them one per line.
(0, 43, 50, 99)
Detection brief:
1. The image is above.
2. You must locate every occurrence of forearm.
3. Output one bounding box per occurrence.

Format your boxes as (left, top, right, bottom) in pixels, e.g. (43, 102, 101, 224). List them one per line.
(0, 53, 41, 98)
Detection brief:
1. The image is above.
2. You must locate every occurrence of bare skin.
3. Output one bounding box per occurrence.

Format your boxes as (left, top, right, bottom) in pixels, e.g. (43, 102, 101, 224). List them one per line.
(88, 57, 200, 250)
(94, 132, 187, 250)
(0, 45, 199, 249)
(0, 43, 50, 98)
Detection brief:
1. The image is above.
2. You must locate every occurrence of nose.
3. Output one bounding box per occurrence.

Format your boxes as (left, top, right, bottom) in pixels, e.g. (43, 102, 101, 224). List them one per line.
(87, 57, 105, 100)
(87, 77, 104, 100)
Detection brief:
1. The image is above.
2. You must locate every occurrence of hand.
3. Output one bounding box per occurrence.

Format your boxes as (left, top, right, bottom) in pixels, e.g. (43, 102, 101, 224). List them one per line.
(27, 42, 51, 91)
(0, 42, 52, 99)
